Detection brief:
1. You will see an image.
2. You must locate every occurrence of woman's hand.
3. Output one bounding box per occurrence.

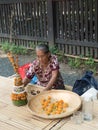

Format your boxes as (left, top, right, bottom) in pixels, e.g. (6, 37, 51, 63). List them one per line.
(22, 77, 31, 87)
(43, 87, 50, 91)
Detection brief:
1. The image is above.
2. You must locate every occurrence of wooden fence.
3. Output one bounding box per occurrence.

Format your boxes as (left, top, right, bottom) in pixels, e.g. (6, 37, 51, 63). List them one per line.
(0, 0, 98, 58)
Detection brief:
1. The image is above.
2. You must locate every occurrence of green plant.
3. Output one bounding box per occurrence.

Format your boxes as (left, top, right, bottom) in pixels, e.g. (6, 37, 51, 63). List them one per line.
(1, 41, 27, 55)
(84, 57, 95, 68)
(1, 41, 11, 53)
(57, 55, 64, 62)
(29, 42, 36, 50)
(49, 45, 59, 54)
(84, 57, 97, 74)
(68, 57, 81, 69)
(49, 45, 64, 62)
(10, 45, 27, 55)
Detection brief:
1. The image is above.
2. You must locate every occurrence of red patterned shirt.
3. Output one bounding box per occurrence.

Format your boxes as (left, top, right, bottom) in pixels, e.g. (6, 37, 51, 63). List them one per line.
(26, 55, 65, 89)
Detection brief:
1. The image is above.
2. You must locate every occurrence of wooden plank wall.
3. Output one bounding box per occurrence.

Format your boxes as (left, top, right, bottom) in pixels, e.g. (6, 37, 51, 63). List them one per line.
(0, 0, 98, 58)
(0, 0, 48, 47)
(54, 0, 98, 58)
(54, 0, 97, 42)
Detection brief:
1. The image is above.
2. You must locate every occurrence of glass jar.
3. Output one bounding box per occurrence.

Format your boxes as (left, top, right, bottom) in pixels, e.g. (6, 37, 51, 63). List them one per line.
(82, 96, 93, 121)
(11, 86, 28, 106)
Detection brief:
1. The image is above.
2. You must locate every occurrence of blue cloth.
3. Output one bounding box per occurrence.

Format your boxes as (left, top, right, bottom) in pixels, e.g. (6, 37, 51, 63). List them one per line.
(30, 75, 38, 84)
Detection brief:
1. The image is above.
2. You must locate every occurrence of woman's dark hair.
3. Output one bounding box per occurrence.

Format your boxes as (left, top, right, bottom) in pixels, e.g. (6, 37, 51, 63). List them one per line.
(36, 44, 50, 53)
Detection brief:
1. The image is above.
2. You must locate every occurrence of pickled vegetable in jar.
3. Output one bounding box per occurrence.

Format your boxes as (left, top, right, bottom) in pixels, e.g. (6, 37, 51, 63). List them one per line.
(11, 86, 28, 106)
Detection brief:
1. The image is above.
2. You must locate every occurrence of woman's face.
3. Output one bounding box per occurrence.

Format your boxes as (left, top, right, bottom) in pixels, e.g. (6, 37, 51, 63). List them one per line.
(36, 50, 50, 65)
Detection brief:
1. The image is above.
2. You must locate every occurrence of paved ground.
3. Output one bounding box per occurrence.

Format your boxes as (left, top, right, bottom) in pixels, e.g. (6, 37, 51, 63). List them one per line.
(0, 49, 98, 87)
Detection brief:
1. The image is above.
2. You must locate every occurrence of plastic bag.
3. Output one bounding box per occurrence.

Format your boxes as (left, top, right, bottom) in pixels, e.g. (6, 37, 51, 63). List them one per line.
(72, 71, 98, 96)
(18, 63, 31, 79)
(18, 63, 38, 84)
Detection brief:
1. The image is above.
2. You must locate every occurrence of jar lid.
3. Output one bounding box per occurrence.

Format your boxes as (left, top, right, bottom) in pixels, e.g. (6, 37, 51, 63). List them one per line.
(12, 86, 26, 94)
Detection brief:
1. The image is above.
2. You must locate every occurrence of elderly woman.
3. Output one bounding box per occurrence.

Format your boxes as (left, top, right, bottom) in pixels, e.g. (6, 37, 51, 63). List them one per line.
(23, 44, 65, 91)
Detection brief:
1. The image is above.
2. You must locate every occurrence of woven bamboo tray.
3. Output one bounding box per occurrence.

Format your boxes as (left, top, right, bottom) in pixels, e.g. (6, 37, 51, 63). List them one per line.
(28, 90, 81, 119)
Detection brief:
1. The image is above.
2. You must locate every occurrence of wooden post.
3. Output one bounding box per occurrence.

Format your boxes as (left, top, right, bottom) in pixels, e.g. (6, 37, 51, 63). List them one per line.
(47, 0, 54, 46)
(95, 0, 98, 42)
(10, 7, 14, 44)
